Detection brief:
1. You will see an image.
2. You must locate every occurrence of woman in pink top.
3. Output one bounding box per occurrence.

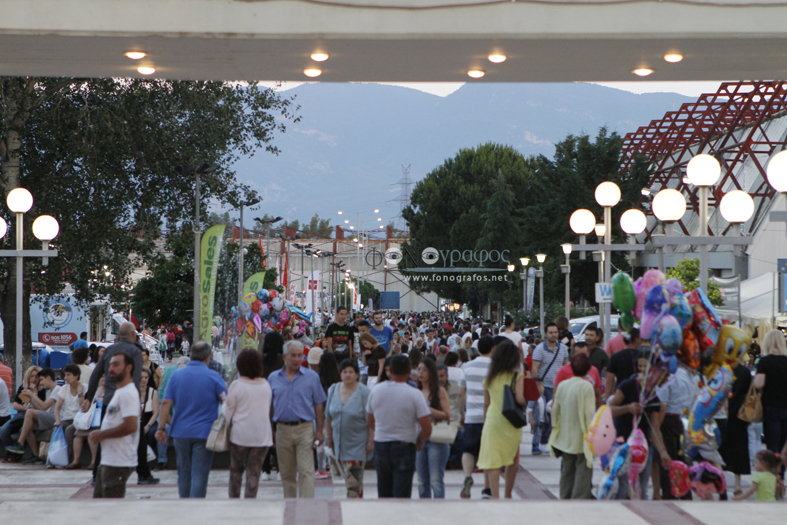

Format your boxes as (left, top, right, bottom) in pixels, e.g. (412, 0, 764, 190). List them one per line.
(224, 349, 273, 498)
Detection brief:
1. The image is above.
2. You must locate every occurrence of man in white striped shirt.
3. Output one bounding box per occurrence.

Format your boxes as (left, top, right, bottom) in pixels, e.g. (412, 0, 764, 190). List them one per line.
(458, 336, 494, 498)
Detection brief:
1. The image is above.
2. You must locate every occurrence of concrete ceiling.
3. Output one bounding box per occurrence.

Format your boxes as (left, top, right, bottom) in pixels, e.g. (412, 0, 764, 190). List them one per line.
(1, 0, 787, 82)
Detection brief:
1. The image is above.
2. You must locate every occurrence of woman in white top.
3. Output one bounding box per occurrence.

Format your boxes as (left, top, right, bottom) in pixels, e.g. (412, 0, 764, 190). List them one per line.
(501, 315, 524, 354)
(224, 349, 273, 498)
(136, 367, 160, 484)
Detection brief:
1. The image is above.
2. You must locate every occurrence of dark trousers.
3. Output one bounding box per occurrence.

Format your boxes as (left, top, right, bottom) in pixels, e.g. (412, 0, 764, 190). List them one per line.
(229, 444, 270, 498)
(136, 414, 153, 480)
(764, 406, 787, 478)
(93, 466, 134, 498)
(659, 414, 692, 500)
(93, 404, 108, 480)
(375, 441, 417, 498)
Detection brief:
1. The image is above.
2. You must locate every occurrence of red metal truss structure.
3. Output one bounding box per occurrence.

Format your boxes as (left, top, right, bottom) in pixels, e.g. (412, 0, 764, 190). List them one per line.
(619, 81, 787, 242)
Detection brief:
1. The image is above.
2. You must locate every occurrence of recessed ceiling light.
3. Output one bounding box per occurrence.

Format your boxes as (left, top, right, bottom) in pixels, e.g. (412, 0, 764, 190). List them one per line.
(137, 66, 156, 75)
(632, 68, 654, 77)
(303, 68, 322, 78)
(488, 54, 507, 63)
(663, 53, 683, 63)
(467, 70, 485, 79)
(310, 52, 329, 62)
(125, 51, 146, 60)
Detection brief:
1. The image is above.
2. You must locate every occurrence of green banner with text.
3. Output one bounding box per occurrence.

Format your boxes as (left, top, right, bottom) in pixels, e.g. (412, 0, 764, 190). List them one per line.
(243, 271, 267, 299)
(200, 224, 225, 342)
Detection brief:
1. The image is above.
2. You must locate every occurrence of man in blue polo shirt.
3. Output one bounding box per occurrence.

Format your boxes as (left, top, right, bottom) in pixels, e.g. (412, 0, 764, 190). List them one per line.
(269, 340, 326, 498)
(156, 341, 227, 498)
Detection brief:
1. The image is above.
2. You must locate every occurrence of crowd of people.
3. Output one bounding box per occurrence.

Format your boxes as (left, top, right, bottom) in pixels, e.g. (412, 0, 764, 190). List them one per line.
(1, 308, 786, 503)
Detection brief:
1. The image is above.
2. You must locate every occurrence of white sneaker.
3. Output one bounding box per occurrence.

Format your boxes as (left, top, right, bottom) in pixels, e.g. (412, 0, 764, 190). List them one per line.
(261, 472, 271, 481)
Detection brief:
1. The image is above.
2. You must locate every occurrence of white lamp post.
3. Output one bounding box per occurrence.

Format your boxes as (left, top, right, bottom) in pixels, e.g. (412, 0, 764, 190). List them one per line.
(519, 257, 530, 313)
(569, 209, 595, 260)
(0, 189, 59, 389)
(560, 244, 572, 319)
(595, 181, 621, 337)
(686, 154, 721, 293)
(765, 151, 787, 235)
(620, 209, 647, 264)
(651, 188, 687, 272)
(536, 253, 546, 336)
(719, 190, 754, 256)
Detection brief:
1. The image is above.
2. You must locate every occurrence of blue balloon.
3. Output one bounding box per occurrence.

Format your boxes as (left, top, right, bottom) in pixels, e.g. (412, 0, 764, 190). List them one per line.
(257, 289, 269, 302)
(260, 307, 270, 320)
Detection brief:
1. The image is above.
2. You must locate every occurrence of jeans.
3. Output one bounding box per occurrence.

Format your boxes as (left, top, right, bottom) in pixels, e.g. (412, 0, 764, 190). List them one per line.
(416, 440, 450, 498)
(531, 387, 553, 446)
(173, 438, 214, 498)
(763, 406, 787, 457)
(375, 441, 417, 498)
(748, 421, 763, 464)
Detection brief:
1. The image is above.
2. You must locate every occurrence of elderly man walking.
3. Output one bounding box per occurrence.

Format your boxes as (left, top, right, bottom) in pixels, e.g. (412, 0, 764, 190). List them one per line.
(157, 342, 227, 498)
(268, 340, 326, 498)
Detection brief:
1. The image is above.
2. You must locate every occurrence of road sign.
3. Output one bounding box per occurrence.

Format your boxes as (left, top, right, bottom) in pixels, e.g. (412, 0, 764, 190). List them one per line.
(595, 282, 613, 303)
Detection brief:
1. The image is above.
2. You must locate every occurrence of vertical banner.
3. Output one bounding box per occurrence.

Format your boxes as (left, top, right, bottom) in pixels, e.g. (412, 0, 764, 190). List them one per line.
(526, 267, 536, 311)
(353, 288, 361, 311)
(306, 270, 320, 314)
(243, 272, 267, 297)
(200, 225, 225, 342)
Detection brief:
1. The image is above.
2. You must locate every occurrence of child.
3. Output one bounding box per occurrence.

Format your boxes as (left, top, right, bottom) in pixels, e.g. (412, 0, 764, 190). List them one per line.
(734, 450, 779, 501)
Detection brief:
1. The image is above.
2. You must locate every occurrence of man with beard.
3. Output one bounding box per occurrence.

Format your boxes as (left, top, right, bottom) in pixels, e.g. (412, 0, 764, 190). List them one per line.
(90, 353, 139, 498)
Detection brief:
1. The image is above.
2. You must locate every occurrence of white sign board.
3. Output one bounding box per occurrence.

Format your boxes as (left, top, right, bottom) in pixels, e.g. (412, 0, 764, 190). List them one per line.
(595, 282, 613, 303)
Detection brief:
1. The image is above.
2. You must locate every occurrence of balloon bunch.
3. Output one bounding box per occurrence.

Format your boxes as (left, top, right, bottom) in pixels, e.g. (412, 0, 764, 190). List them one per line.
(231, 288, 312, 344)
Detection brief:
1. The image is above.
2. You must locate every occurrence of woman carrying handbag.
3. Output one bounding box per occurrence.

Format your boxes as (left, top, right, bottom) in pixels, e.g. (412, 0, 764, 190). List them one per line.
(477, 340, 527, 499)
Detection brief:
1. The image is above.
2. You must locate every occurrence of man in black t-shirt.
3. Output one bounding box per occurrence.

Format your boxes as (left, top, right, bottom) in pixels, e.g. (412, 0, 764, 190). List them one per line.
(585, 327, 609, 376)
(605, 328, 641, 400)
(325, 306, 354, 362)
(608, 349, 670, 499)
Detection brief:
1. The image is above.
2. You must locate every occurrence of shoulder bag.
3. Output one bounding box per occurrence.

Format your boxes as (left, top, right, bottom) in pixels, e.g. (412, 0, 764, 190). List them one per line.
(737, 380, 763, 423)
(430, 421, 459, 444)
(502, 373, 528, 428)
(535, 344, 561, 394)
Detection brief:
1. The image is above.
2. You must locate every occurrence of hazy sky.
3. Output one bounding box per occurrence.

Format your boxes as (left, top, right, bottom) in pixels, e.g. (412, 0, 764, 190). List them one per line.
(258, 81, 726, 98)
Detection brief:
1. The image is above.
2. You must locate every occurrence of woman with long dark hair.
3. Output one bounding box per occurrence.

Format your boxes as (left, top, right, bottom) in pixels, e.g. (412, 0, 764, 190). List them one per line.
(477, 339, 526, 498)
(318, 352, 341, 395)
(415, 358, 451, 498)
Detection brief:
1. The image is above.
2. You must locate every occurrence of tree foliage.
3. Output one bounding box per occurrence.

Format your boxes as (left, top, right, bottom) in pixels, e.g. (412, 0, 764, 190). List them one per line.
(666, 258, 723, 306)
(0, 77, 298, 369)
(401, 130, 651, 313)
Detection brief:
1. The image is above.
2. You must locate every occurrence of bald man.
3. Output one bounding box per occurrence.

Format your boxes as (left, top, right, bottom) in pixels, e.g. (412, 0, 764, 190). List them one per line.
(84, 323, 143, 412)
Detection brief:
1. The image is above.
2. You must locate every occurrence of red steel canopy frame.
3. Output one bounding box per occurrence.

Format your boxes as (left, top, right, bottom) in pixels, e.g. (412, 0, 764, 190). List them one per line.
(620, 81, 787, 242)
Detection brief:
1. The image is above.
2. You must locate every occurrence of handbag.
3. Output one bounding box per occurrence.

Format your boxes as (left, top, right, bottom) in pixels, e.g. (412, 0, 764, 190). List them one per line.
(47, 426, 69, 467)
(430, 421, 458, 444)
(524, 377, 541, 402)
(502, 373, 528, 429)
(73, 401, 96, 431)
(206, 413, 230, 452)
(737, 381, 762, 423)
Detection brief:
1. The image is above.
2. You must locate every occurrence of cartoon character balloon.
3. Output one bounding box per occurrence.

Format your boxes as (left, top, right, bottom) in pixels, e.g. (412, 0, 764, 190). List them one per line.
(635, 270, 666, 320)
(669, 461, 691, 498)
(687, 364, 733, 445)
(598, 443, 631, 500)
(257, 289, 270, 303)
(686, 288, 722, 351)
(627, 428, 649, 493)
(704, 325, 749, 379)
(689, 462, 726, 498)
(586, 405, 617, 457)
(271, 297, 284, 312)
(641, 285, 670, 339)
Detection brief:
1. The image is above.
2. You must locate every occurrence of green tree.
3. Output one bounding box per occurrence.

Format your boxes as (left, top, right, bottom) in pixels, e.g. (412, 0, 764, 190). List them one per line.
(0, 77, 298, 372)
(302, 214, 332, 238)
(666, 259, 723, 306)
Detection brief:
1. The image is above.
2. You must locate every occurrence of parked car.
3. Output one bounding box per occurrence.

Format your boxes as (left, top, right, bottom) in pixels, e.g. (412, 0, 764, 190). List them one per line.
(569, 315, 621, 343)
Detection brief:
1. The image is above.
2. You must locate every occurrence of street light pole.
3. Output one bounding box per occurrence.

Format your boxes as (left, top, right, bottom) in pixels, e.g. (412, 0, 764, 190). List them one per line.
(519, 257, 529, 314)
(235, 197, 261, 306)
(561, 244, 572, 319)
(177, 163, 218, 334)
(0, 189, 59, 389)
(536, 253, 546, 336)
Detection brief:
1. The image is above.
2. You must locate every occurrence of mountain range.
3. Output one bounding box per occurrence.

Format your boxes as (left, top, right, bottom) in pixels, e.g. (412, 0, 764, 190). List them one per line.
(231, 82, 694, 229)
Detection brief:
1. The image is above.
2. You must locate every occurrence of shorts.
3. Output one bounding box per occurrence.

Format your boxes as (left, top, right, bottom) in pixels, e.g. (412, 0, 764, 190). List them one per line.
(462, 423, 484, 459)
(35, 411, 56, 432)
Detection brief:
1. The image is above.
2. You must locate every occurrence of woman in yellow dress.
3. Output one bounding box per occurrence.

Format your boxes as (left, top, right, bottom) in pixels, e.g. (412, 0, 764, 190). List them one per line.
(477, 339, 526, 498)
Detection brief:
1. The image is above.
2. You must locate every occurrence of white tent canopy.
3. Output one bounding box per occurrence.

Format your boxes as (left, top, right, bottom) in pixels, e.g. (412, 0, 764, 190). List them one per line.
(734, 272, 787, 333)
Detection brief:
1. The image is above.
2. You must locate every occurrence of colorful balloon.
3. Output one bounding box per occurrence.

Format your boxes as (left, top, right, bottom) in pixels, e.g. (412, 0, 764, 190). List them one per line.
(267, 289, 278, 299)
(243, 292, 257, 306)
(627, 428, 649, 492)
(641, 284, 670, 339)
(686, 288, 722, 351)
(640, 355, 670, 405)
(251, 299, 262, 314)
(678, 329, 701, 370)
(586, 405, 617, 457)
(271, 297, 284, 312)
(669, 461, 691, 498)
(704, 325, 750, 379)
(252, 313, 262, 332)
(666, 277, 684, 300)
(687, 364, 733, 445)
(653, 314, 682, 355)
(635, 270, 666, 320)
(240, 302, 251, 319)
(689, 462, 726, 498)
(280, 308, 289, 323)
(598, 443, 630, 500)
(612, 272, 637, 315)
(670, 292, 693, 330)
(257, 289, 270, 302)
(260, 307, 270, 320)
